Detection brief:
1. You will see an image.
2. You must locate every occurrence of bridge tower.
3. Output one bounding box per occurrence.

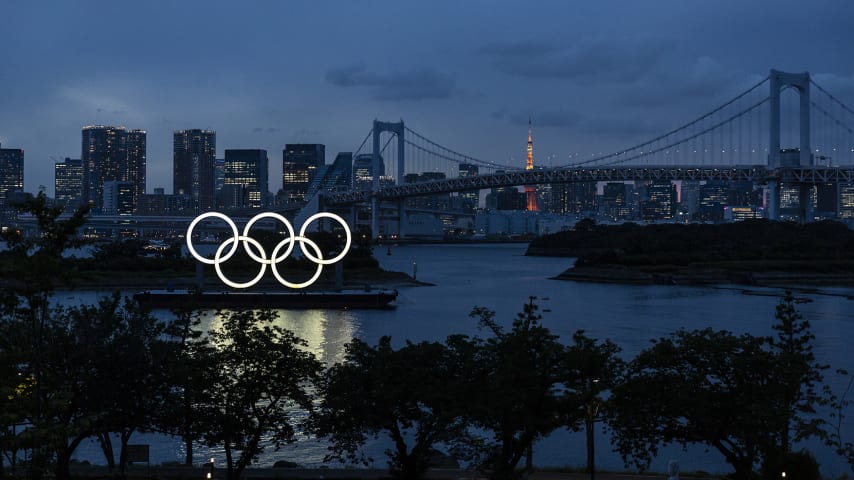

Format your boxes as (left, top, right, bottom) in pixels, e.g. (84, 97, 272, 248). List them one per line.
(767, 70, 812, 221)
(371, 120, 405, 239)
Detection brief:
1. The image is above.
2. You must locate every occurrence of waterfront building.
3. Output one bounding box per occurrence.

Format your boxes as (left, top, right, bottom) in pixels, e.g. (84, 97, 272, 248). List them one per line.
(698, 181, 728, 221)
(173, 129, 216, 211)
(81, 125, 146, 213)
(602, 182, 630, 220)
(282, 144, 325, 203)
(550, 182, 596, 215)
(353, 153, 384, 191)
(840, 183, 854, 219)
(644, 180, 678, 220)
(458, 163, 479, 212)
(102, 180, 134, 215)
(0, 143, 24, 206)
(54, 157, 82, 208)
(224, 149, 268, 208)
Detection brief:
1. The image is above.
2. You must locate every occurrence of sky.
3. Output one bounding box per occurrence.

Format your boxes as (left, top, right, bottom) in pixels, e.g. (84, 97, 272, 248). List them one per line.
(2, 0, 854, 196)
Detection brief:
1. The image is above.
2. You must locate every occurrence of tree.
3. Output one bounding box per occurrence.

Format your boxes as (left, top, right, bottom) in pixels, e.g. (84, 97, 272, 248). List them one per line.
(192, 309, 321, 480)
(314, 336, 467, 479)
(610, 328, 785, 480)
(563, 331, 624, 480)
(461, 299, 566, 480)
(0, 193, 88, 479)
(770, 291, 828, 454)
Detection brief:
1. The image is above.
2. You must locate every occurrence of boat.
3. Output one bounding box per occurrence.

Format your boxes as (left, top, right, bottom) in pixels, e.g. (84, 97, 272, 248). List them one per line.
(133, 288, 398, 310)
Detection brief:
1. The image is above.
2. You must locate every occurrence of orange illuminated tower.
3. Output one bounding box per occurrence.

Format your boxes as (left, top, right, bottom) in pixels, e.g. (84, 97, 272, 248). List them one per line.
(525, 118, 538, 211)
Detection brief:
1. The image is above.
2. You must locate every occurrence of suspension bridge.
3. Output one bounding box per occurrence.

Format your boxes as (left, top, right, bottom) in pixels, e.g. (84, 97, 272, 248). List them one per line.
(296, 69, 854, 238)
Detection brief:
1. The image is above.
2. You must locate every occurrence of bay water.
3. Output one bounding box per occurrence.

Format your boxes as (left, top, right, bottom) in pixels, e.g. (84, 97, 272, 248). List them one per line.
(67, 243, 854, 476)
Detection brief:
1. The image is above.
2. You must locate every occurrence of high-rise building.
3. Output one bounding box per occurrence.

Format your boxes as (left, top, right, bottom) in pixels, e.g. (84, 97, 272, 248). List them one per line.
(81, 125, 146, 213)
(458, 163, 479, 212)
(173, 129, 216, 211)
(644, 180, 677, 220)
(840, 183, 854, 219)
(0, 143, 24, 206)
(353, 153, 384, 191)
(54, 157, 82, 207)
(550, 182, 597, 214)
(102, 180, 134, 215)
(224, 149, 268, 208)
(282, 144, 325, 203)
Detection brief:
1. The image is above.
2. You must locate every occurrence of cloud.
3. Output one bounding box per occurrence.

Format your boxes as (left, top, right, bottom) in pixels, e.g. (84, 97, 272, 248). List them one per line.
(509, 110, 583, 128)
(325, 64, 456, 101)
(480, 39, 674, 85)
(251, 127, 281, 134)
(615, 56, 760, 108)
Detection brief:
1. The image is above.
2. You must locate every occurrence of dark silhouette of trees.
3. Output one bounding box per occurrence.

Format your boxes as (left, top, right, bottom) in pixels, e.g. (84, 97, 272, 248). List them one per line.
(610, 328, 788, 480)
(314, 337, 467, 479)
(563, 331, 624, 480)
(461, 300, 566, 480)
(190, 309, 321, 480)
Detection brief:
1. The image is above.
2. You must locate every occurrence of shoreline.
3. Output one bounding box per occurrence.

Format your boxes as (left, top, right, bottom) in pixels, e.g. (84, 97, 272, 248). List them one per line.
(553, 265, 854, 291)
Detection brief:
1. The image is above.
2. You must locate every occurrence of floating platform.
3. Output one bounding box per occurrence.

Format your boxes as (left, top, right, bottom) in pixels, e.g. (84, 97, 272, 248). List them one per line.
(133, 289, 398, 310)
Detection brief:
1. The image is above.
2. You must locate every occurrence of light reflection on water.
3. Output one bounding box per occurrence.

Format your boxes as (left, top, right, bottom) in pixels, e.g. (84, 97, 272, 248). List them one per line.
(65, 243, 854, 476)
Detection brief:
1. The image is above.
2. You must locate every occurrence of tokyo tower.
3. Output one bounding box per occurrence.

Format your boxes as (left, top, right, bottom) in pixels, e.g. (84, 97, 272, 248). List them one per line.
(525, 118, 538, 211)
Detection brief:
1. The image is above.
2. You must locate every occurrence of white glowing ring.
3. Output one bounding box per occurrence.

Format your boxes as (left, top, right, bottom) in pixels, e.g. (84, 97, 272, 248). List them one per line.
(214, 236, 268, 289)
(187, 212, 240, 264)
(298, 212, 352, 265)
(186, 211, 352, 289)
(270, 236, 325, 289)
(241, 212, 296, 264)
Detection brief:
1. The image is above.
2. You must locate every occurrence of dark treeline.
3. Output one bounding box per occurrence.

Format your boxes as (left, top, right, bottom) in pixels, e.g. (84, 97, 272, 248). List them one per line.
(1, 196, 854, 480)
(526, 219, 854, 272)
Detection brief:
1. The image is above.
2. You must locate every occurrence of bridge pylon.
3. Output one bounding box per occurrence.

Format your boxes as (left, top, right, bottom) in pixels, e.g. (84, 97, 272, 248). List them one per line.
(371, 120, 405, 239)
(767, 70, 812, 221)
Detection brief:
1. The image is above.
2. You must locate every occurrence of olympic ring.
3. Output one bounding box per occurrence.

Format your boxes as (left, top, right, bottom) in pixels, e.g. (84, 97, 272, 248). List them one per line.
(186, 211, 352, 289)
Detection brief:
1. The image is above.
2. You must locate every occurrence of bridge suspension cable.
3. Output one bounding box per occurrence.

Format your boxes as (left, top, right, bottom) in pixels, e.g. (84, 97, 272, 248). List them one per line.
(592, 97, 770, 167)
(556, 76, 770, 168)
(404, 126, 510, 170)
(352, 128, 373, 158)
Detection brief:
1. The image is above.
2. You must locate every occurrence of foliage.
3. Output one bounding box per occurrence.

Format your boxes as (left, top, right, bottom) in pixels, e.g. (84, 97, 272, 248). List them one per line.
(769, 291, 828, 455)
(609, 328, 786, 480)
(527, 219, 854, 273)
(563, 330, 624, 479)
(191, 309, 321, 480)
(460, 300, 566, 480)
(314, 336, 467, 479)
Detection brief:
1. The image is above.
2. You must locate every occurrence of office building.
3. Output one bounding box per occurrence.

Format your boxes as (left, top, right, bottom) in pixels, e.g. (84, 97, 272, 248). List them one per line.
(54, 157, 82, 207)
(81, 125, 146, 212)
(282, 144, 325, 202)
(102, 180, 135, 215)
(173, 129, 216, 211)
(353, 153, 384, 191)
(0, 143, 24, 206)
(224, 149, 268, 208)
(458, 163, 479, 212)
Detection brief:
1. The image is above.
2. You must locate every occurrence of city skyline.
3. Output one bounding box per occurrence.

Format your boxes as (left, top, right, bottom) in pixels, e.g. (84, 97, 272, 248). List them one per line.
(2, 1, 854, 196)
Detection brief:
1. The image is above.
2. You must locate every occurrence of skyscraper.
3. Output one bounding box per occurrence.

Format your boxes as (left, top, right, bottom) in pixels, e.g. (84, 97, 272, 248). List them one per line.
(282, 144, 325, 203)
(0, 143, 24, 206)
(81, 125, 146, 212)
(224, 149, 269, 208)
(54, 157, 82, 207)
(353, 153, 384, 191)
(173, 129, 216, 211)
(458, 163, 479, 212)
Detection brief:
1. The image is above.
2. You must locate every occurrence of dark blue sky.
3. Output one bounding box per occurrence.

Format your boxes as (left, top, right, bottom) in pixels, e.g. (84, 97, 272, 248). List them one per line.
(2, 1, 853, 195)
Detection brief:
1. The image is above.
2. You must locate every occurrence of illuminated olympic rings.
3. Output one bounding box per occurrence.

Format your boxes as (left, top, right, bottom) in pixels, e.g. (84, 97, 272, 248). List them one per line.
(186, 212, 352, 289)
